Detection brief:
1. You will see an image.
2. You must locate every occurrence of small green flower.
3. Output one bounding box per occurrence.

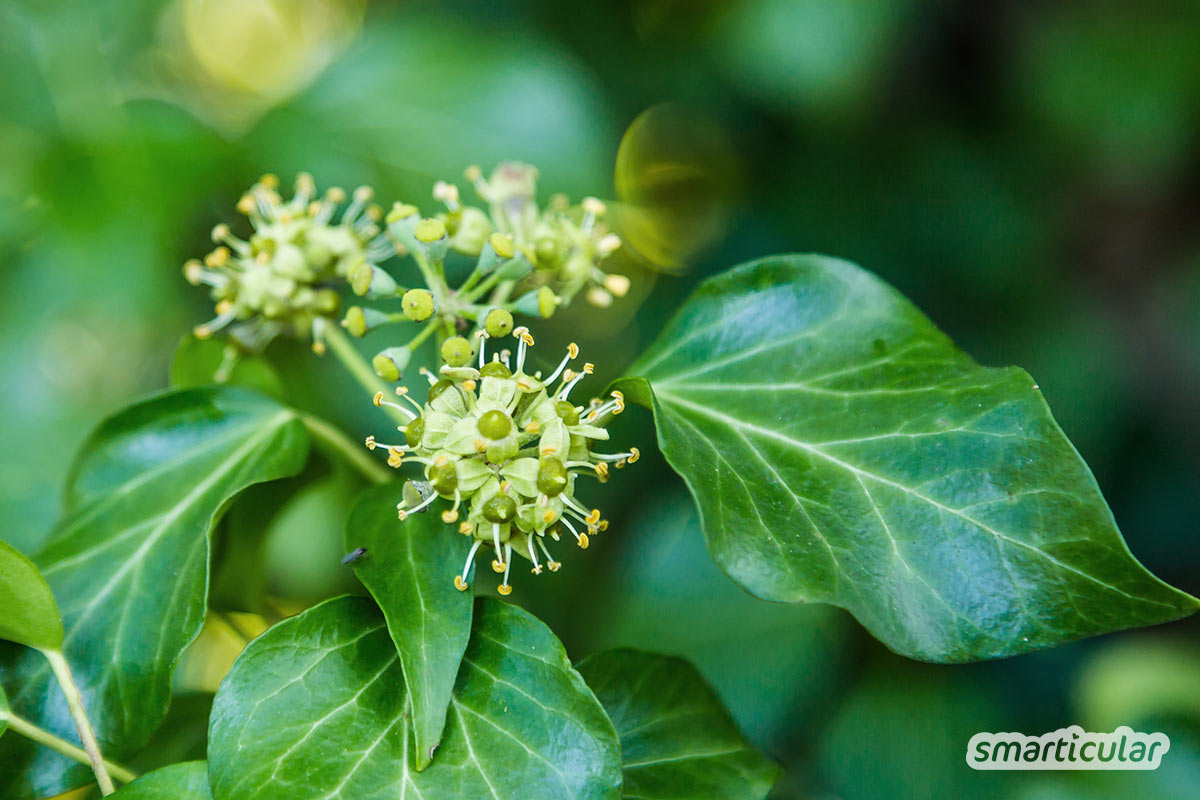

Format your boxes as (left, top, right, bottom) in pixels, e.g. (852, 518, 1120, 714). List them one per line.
(362, 327, 637, 595)
(183, 173, 398, 351)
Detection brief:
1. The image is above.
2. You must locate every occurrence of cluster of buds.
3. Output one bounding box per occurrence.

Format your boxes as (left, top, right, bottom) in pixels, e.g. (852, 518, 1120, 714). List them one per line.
(184, 173, 394, 351)
(361, 326, 638, 595)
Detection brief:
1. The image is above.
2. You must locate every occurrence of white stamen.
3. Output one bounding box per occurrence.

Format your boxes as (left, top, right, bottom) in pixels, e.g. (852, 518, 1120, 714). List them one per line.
(461, 540, 483, 583)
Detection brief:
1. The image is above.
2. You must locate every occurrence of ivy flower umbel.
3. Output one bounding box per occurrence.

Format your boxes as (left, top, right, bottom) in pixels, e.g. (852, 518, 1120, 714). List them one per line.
(363, 327, 637, 595)
(184, 173, 395, 351)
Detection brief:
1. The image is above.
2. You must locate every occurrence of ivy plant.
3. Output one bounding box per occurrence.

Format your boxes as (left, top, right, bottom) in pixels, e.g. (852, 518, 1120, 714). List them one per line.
(0, 166, 1192, 799)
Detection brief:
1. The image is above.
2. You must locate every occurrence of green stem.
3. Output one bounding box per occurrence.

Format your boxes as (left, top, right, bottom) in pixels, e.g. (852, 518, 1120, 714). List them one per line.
(320, 321, 410, 426)
(404, 319, 439, 352)
(298, 411, 391, 484)
(43, 649, 117, 795)
(1, 712, 137, 786)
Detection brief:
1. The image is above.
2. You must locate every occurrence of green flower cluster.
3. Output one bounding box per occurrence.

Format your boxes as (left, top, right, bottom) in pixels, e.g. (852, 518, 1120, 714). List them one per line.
(365, 326, 637, 595)
(184, 173, 392, 351)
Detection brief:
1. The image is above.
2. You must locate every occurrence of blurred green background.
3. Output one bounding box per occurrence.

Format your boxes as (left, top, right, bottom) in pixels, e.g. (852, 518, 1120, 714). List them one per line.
(3, 0, 1200, 798)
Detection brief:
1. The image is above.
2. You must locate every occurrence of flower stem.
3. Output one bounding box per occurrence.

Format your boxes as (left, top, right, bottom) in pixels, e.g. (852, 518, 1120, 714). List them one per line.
(43, 649, 117, 795)
(319, 321, 410, 426)
(298, 411, 391, 484)
(404, 319, 439, 352)
(1, 711, 137, 786)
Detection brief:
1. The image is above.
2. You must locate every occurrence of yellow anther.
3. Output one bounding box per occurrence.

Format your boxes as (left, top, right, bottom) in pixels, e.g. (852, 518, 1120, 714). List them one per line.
(311, 341, 327, 356)
(585, 509, 601, 526)
(434, 455, 451, 467)
(543, 510, 557, 524)
(464, 165, 483, 183)
(215, 299, 234, 315)
(259, 173, 279, 189)
(387, 448, 403, 468)
(562, 369, 575, 382)
(442, 510, 459, 524)
(497, 584, 512, 596)
(531, 565, 543, 575)
(373, 391, 384, 407)
(629, 447, 640, 463)
(567, 342, 580, 359)
(454, 576, 469, 591)
(491, 560, 505, 574)
(193, 324, 213, 340)
(577, 533, 590, 550)
(365, 435, 377, 450)
(540, 447, 558, 457)
(583, 362, 595, 375)
(211, 223, 230, 242)
(354, 185, 374, 202)
(500, 480, 511, 492)
(526, 420, 541, 434)
(462, 380, 477, 393)
(459, 521, 473, 535)
(237, 195, 254, 214)
(327, 187, 346, 203)
(594, 462, 609, 478)
(204, 247, 230, 267)
(474, 439, 487, 453)
(582, 197, 606, 215)
(598, 520, 609, 532)
(397, 509, 409, 521)
(547, 561, 561, 572)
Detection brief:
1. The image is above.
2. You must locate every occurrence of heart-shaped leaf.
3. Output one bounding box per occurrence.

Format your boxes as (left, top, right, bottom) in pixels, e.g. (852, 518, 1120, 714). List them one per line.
(0, 539, 62, 652)
(208, 595, 622, 799)
(619, 254, 1197, 662)
(344, 484, 473, 770)
(110, 761, 213, 799)
(577, 649, 779, 800)
(0, 387, 309, 798)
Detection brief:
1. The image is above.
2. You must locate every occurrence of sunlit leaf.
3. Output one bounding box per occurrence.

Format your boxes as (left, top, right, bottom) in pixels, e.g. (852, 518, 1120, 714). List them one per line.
(344, 483, 473, 770)
(0, 539, 63, 652)
(578, 649, 779, 800)
(0, 387, 309, 798)
(208, 596, 621, 799)
(619, 254, 1198, 662)
(110, 761, 213, 799)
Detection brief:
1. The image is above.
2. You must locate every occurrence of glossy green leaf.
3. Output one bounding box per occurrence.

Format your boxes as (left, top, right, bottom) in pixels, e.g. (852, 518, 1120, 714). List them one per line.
(110, 761, 213, 799)
(170, 334, 285, 400)
(0, 539, 62, 651)
(619, 254, 1198, 662)
(208, 596, 622, 800)
(1, 682, 8, 740)
(0, 387, 309, 798)
(578, 649, 779, 800)
(344, 484, 473, 770)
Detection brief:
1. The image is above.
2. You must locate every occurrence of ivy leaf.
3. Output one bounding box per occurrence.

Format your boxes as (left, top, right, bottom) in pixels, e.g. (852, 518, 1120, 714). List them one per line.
(0, 539, 63, 652)
(619, 254, 1198, 662)
(208, 596, 622, 800)
(110, 761, 213, 799)
(0, 387, 309, 798)
(344, 484, 473, 771)
(578, 649, 778, 800)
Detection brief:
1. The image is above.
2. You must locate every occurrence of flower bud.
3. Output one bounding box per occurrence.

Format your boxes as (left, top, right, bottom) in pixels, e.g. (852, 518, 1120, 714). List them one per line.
(341, 305, 392, 337)
(449, 207, 492, 255)
(414, 217, 450, 261)
(484, 308, 514, 338)
(350, 262, 399, 298)
(495, 255, 533, 280)
(441, 336, 474, 367)
(402, 288, 435, 321)
(372, 347, 411, 381)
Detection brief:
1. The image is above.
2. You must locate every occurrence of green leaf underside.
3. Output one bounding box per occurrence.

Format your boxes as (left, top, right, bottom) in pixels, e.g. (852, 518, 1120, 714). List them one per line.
(345, 484, 474, 771)
(577, 649, 779, 800)
(620, 255, 1197, 662)
(0, 387, 308, 798)
(208, 596, 622, 800)
(0, 539, 63, 652)
(110, 761, 213, 799)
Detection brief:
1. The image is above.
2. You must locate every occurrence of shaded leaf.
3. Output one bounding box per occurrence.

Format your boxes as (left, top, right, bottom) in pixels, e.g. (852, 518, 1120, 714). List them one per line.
(0, 387, 309, 798)
(170, 335, 285, 400)
(345, 484, 473, 770)
(110, 761, 213, 799)
(208, 595, 621, 799)
(0, 539, 62, 652)
(578, 649, 779, 800)
(619, 254, 1197, 661)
